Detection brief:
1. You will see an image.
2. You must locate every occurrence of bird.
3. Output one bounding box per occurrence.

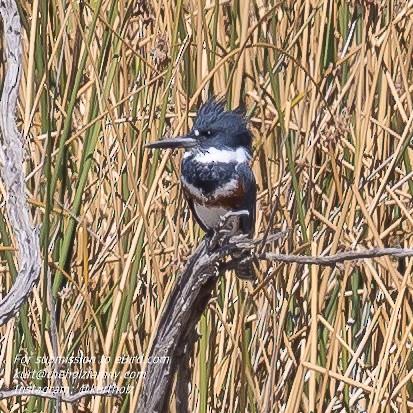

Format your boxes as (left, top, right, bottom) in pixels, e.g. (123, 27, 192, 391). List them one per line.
(146, 97, 257, 280)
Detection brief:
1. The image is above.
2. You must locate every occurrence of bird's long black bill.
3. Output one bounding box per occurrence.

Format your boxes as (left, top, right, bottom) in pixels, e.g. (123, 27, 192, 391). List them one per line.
(145, 136, 198, 149)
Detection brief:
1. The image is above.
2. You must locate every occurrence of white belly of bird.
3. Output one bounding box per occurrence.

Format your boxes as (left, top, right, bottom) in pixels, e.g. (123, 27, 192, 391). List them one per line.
(193, 203, 240, 231)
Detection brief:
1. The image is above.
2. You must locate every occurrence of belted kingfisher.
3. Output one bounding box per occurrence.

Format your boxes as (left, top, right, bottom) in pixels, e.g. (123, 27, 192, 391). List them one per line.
(146, 98, 257, 280)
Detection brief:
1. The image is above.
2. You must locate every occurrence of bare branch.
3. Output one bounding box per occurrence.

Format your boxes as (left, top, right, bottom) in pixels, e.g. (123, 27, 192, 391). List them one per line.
(260, 247, 413, 266)
(0, 0, 41, 324)
(136, 242, 219, 413)
(135, 236, 413, 412)
(0, 388, 117, 403)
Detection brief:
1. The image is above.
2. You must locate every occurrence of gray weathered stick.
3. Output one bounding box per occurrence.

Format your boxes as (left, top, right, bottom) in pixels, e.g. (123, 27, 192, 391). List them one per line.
(135, 237, 413, 412)
(136, 241, 219, 413)
(0, 389, 117, 403)
(0, 0, 41, 325)
(261, 247, 413, 266)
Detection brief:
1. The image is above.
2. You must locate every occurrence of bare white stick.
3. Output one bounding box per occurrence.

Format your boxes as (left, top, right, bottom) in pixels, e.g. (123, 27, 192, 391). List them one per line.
(0, 389, 117, 403)
(0, 0, 41, 325)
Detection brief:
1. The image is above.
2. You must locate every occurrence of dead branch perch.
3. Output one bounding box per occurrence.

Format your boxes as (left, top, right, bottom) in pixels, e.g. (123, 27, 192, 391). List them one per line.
(0, 0, 41, 325)
(136, 241, 220, 413)
(0, 389, 117, 403)
(136, 238, 413, 412)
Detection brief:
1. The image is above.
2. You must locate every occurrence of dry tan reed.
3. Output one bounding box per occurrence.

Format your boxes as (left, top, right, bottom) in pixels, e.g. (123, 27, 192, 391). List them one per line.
(0, 0, 413, 412)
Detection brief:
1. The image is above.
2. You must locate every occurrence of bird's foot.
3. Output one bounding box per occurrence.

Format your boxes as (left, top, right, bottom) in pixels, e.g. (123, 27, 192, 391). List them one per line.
(206, 210, 250, 253)
(218, 210, 249, 233)
(217, 210, 249, 245)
